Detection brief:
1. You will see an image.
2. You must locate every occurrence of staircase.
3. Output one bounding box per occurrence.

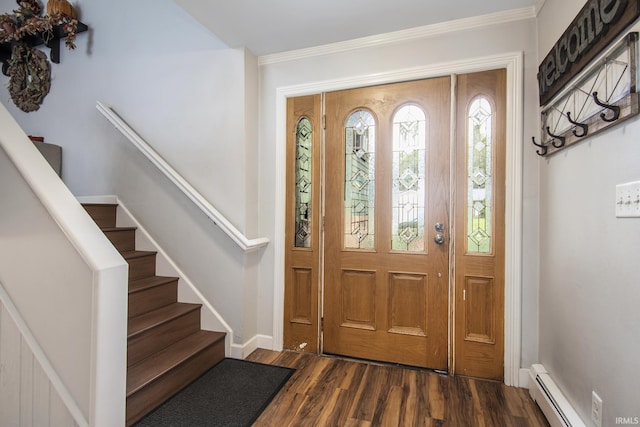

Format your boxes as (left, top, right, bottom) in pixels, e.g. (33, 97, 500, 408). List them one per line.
(83, 203, 226, 426)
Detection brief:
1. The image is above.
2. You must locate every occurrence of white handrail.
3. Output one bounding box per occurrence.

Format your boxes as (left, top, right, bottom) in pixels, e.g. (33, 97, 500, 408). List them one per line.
(96, 101, 269, 253)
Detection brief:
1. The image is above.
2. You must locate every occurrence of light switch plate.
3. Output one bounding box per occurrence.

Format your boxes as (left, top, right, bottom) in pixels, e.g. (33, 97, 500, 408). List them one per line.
(616, 181, 640, 217)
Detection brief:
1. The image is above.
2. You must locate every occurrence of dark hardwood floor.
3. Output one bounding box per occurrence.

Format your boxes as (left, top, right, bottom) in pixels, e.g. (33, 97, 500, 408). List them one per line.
(246, 349, 550, 427)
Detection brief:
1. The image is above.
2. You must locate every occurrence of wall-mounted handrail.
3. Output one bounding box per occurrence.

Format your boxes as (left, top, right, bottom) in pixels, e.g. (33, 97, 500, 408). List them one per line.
(96, 101, 269, 253)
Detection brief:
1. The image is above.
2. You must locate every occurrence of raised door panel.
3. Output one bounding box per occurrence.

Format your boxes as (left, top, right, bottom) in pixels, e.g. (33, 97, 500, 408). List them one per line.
(290, 268, 313, 325)
(464, 275, 495, 344)
(340, 270, 376, 330)
(388, 272, 427, 337)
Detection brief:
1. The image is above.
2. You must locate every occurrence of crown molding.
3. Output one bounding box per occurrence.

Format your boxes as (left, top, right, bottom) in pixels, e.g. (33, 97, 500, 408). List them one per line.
(259, 6, 536, 65)
(535, 0, 547, 16)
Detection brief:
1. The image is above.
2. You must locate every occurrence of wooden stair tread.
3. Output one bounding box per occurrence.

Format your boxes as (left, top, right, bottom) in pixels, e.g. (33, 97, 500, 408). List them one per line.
(128, 303, 201, 337)
(126, 330, 226, 396)
(121, 250, 157, 260)
(102, 226, 137, 232)
(129, 276, 178, 294)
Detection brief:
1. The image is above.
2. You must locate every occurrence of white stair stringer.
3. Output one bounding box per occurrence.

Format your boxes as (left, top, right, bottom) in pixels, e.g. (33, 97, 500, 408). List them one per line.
(77, 195, 234, 356)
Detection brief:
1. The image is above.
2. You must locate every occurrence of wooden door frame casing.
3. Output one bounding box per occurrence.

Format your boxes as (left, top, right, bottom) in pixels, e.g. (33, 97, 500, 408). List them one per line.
(272, 52, 524, 387)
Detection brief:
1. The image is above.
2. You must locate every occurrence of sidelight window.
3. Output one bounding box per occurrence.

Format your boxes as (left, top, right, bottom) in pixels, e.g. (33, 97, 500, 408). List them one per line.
(295, 117, 313, 248)
(467, 97, 493, 254)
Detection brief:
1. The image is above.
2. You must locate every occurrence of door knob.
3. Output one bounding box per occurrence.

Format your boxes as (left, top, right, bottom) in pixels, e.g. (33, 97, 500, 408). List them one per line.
(434, 234, 445, 245)
(435, 222, 445, 232)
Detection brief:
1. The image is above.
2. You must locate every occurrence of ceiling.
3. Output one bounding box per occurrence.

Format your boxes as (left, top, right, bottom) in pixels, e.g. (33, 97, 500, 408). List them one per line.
(174, 0, 539, 57)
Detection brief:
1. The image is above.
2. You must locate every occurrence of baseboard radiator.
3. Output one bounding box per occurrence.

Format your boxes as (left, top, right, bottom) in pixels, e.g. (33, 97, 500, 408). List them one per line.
(528, 364, 586, 427)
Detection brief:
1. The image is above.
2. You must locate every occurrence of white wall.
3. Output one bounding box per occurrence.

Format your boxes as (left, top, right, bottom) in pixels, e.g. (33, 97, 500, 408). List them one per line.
(0, 0, 263, 348)
(257, 16, 542, 370)
(537, 0, 640, 423)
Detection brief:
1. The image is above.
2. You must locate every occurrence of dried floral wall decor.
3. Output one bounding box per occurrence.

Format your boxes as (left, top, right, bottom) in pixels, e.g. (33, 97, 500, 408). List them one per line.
(0, 0, 84, 112)
(0, 1, 79, 49)
(8, 44, 50, 112)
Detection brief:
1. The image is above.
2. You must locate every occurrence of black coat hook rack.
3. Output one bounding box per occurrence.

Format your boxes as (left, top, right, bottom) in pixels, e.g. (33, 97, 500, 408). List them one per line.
(592, 91, 621, 122)
(545, 126, 565, 148)
(531, 137, 548, 156)
(531, 32, 639, 157)
(566, 112, 589, 137)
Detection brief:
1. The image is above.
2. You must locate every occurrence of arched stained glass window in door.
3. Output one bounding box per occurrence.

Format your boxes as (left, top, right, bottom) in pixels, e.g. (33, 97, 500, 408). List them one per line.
(391, 104, 427, 252)
(295, 117, 312, 248)
(344, 110, 376, 250)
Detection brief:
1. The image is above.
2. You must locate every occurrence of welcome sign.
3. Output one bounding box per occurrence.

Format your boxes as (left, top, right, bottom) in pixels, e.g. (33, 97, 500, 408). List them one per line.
(538, 0, 640, 105)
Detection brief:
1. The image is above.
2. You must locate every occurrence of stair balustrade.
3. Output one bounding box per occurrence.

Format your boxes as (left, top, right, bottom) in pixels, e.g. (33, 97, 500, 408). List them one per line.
(0, 102, 128, 426)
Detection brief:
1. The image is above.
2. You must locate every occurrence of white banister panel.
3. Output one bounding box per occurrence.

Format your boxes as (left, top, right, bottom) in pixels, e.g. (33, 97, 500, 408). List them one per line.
(96, 101, 269, 253)
(0, 296, 82, 427)
(0, 102, 128, 427)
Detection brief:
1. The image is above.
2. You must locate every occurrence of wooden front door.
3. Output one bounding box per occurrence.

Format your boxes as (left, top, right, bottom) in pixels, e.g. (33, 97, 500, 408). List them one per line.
(283, 71, 506, 378)
(323, 77, 451, 369)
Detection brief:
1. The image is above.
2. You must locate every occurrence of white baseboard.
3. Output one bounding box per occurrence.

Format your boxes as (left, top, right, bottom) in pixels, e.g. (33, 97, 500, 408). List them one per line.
(519, 368, 531, 389)
(230, 334, 274, 360)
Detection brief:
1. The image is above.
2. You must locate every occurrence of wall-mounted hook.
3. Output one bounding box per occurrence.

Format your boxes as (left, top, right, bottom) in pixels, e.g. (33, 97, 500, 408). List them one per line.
(531, 136, 548, 156)
(592, 91, 620, 122)
(546, 126, 566, 148)
(566, 112, 589, 137)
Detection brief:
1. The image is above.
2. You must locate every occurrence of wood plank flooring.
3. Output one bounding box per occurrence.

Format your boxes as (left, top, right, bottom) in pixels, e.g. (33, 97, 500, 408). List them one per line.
(246, 349, 550, 427)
